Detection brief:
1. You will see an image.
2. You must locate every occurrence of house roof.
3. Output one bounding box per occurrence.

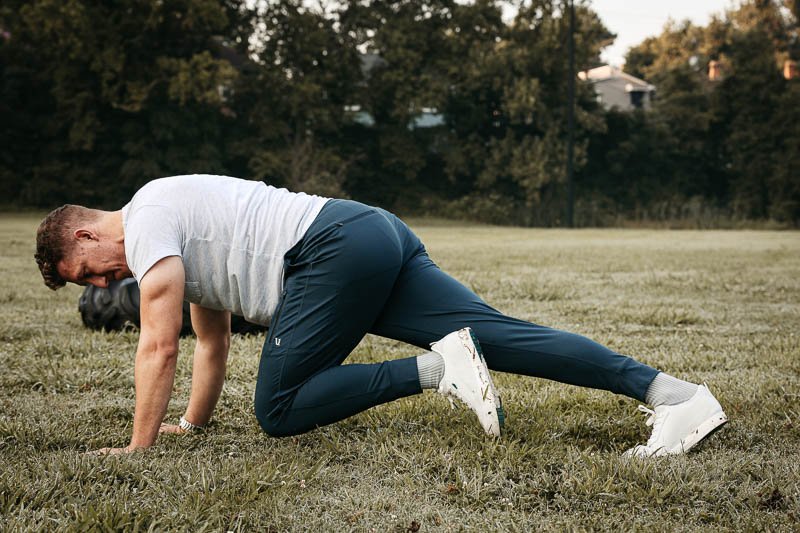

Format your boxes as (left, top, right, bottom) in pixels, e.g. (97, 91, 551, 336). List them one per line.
(578, 65, 654, 91)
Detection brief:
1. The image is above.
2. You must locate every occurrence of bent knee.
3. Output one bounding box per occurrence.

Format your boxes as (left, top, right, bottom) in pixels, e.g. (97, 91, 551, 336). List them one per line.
(257, 418, 295, 438)
(254, 402, 298, 438)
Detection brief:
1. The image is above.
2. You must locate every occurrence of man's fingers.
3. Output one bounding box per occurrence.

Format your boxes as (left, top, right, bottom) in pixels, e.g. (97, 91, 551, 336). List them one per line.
(159, 423, 187, 435)
(84, 447, 109, 456)
(85, 447, 132, 456)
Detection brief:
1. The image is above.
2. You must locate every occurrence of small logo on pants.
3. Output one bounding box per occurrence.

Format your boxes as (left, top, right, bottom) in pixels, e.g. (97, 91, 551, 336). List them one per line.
(275, 337, 281, 346)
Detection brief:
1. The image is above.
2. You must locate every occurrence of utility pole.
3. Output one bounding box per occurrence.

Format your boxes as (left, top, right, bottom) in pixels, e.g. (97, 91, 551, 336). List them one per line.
(566, 0, 575, 228)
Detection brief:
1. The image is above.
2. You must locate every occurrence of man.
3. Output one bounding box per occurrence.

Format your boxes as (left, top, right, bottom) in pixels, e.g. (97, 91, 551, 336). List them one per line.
(35, 174, 728, 457)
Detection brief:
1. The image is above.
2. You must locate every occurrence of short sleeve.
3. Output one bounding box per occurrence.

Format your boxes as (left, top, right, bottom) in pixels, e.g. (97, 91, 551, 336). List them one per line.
(124, 205, 183, 283)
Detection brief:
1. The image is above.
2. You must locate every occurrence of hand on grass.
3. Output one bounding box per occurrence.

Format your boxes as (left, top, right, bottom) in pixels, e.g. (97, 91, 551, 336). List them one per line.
(159, 423, 188, 435)
(86, 446, 136, 456)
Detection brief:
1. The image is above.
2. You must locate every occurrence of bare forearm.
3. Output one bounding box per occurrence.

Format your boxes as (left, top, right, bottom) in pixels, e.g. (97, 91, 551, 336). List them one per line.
(184, 339, 229, 426)
(129, 348, 178, 449)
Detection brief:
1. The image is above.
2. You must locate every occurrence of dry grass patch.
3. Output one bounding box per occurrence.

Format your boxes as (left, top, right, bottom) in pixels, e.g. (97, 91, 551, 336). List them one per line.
(1, 215, 798, 530)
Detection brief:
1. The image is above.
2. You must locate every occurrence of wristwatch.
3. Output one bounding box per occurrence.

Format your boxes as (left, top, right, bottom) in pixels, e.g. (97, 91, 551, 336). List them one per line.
(179, 416, 203, 432)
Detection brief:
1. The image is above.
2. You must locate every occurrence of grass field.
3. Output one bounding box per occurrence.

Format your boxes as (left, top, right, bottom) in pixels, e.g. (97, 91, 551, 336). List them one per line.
(1, 213, 798, 531)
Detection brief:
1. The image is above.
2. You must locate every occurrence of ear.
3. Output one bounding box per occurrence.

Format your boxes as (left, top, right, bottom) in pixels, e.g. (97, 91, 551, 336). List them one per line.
(74, 229, 98, 241)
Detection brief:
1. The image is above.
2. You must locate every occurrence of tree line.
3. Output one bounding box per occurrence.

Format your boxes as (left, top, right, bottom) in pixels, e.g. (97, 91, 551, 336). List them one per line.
(1, 0, 798, 226)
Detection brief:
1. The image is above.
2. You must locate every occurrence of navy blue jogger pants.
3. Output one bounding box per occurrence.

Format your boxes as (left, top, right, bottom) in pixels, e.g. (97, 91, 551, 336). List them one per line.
(254, 200, 659, 437)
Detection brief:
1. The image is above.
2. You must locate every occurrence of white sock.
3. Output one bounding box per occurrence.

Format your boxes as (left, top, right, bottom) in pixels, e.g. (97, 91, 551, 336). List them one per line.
(416, 351, 444, 389)
(645, 372, 699, 407)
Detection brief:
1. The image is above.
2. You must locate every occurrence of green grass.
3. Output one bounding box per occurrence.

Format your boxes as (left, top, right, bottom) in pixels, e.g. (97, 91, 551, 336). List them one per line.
(1, 214, 799, 531)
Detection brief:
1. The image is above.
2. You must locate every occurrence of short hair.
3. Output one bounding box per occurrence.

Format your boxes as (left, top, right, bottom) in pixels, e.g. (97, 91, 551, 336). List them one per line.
(35, 205, 99, 290)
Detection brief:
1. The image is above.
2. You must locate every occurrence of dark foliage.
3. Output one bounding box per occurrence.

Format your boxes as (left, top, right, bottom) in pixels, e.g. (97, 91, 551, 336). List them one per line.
(0, 0, 797, 225)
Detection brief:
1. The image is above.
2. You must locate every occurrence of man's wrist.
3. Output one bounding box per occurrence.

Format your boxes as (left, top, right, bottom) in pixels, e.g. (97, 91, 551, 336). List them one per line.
(179, 416, 204, 432)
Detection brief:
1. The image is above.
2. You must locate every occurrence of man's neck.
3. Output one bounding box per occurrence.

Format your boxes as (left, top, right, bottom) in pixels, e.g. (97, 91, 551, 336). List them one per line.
(99, 210, 125, 244)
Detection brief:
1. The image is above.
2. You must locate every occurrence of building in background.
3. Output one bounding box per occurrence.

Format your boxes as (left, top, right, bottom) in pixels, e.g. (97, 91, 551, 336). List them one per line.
(579, 65, 656, 111)
(347, 53, 444, 129)
(708, 59, 726, 81)
(784, 59, 799, 80)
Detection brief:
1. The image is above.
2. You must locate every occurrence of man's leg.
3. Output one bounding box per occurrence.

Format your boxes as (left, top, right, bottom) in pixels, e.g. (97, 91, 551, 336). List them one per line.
(253, 202, 423, 437)
(370, 246, 727, 455)
(371, 250, 659, 401)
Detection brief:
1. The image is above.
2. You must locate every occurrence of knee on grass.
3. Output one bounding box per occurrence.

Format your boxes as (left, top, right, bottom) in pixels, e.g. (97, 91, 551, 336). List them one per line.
(255, 412, 296, 438)
(254, 401, 305, 438)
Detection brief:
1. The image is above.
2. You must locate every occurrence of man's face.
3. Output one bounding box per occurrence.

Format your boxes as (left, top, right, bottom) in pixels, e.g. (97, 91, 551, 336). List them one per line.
(56, 232, 132, 288)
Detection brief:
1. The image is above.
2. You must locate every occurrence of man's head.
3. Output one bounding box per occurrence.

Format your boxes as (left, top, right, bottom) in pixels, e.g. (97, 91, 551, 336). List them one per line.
(35, 205, 131, 290)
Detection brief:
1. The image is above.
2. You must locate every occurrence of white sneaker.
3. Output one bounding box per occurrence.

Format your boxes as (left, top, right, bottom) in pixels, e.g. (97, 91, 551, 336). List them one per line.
(624, 384, 728, 457)
(431, 327, 505, 437)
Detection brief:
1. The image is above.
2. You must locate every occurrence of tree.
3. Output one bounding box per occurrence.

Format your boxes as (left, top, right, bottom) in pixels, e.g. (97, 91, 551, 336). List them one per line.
(335, 0, 464, 207)
(2, 0, 243, 207)
(437, 0, 610, 224)
(615, 0, 799, 224)
(232, 0, 362, 198)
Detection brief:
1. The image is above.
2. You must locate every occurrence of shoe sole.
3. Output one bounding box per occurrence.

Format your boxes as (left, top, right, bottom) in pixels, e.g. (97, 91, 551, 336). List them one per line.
(669, 411, 728, 454)
(461, 328, 505, 436)
(625, 411, 729, 458)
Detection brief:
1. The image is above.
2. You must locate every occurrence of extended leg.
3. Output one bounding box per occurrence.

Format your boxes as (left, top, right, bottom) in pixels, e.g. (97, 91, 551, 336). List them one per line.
(371, 252, 659, 401)
(367, 224, 727, 454)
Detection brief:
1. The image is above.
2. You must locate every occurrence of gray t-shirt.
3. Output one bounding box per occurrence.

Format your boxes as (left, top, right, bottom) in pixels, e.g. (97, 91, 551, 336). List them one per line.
(121, 175, 328, 326)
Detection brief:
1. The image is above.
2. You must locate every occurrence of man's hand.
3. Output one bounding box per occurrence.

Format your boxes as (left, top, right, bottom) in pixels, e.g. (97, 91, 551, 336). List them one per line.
(86, 446, 137, 456)
(158, 423, 188, 435)
(85, 422, 190, 454)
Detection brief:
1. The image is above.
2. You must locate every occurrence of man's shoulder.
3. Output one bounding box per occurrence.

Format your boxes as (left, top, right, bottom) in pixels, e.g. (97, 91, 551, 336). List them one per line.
(132, 175, 260, 205)
(133, 175, 202, 199)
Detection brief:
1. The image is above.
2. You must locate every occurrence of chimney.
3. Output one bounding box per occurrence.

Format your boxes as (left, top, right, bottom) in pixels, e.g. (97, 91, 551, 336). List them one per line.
(708, 60, 725, 81)
(784, 60, 798, 80)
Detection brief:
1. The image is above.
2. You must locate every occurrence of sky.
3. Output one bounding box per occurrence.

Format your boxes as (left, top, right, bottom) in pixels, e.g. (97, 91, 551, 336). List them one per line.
(593, 0, 739, 66)
(277, 1, 741, 68)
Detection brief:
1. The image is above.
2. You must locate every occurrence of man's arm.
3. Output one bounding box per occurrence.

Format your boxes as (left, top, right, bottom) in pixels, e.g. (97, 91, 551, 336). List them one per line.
(161, 304, 231, 433)
(126, 256, 185, 450)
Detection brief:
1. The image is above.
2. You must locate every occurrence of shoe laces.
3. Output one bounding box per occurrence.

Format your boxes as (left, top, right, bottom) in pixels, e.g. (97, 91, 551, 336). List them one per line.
(636, 405, 664, 448)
